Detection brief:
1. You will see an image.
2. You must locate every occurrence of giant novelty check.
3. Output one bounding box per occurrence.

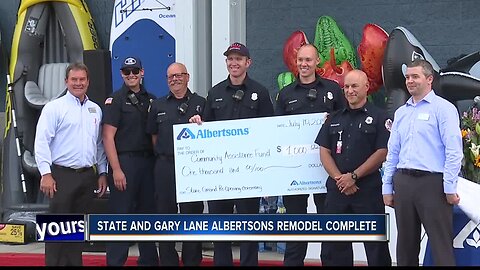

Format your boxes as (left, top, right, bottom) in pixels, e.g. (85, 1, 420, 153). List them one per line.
(173, 113, 329, 203)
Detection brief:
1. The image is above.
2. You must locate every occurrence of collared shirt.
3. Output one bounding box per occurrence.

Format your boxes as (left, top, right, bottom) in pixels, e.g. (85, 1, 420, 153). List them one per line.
(382, 90, 463, 194)
(34, 91, 107, 175)
(102, 84, 156, 153)
(203, 74, 274, 121)
(275, 75, 346, 116)
(315, 102, 390, 187)
(146, 89, 206, 156)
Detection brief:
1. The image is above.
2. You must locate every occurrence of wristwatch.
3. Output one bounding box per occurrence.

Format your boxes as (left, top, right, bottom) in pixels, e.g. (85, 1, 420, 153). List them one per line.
(351, 171, 358, 181)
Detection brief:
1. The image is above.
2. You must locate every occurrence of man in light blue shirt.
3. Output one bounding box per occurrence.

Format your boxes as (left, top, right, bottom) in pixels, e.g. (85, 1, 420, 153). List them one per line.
(382, 59, 463, 266)
(34, 63, 108, 266)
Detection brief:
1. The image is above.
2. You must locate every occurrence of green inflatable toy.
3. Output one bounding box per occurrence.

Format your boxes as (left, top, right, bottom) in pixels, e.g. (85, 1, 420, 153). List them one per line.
(314, 15, 357, 68)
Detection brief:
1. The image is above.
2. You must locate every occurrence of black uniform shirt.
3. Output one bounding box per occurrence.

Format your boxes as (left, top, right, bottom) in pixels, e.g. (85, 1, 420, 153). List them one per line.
(146, 90, 206, 156)
(275, 75, 345, 115)
(102, 84, 156, 153)
(203, 74, 274, 121)
(315, 102, 390, 186)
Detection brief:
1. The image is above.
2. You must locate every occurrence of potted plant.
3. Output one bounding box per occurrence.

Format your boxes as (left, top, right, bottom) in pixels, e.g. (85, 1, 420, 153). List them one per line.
(457, 106, 480, 225)
(460, 107, 480, 184)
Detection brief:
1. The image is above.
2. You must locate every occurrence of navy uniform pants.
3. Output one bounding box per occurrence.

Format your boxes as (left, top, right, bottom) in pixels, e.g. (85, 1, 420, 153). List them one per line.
(106, 153, 159, 266)
(154, 156, 204, 266)
(320, 179, 391, 266)
(208, 197, 260, 266)
(282, 193, 326, 266)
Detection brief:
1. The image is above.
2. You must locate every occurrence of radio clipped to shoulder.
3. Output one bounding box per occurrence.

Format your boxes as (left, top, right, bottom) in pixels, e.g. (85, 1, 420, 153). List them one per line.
(232, 89, 245, 102)
(178, 102, 189, 115)
(307, 89, 317, 100)
(127, 93, 139, 105)
(177, 95, 191, 115)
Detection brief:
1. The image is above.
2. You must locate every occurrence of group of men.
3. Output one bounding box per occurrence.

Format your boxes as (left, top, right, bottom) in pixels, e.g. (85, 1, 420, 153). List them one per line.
(34, 40, 463, 266)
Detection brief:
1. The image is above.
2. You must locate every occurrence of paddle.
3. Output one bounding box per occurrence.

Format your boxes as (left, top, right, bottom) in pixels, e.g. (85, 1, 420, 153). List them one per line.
(6, 72, 28, 202)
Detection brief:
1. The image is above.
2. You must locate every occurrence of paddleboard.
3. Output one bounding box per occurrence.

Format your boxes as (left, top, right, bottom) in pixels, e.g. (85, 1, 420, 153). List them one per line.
(110, 0, 176, 97)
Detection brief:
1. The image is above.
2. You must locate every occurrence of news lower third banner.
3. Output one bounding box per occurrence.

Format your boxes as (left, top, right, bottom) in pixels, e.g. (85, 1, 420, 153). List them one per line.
(173, 113, 329, 203)
(34, 214, 390, 242)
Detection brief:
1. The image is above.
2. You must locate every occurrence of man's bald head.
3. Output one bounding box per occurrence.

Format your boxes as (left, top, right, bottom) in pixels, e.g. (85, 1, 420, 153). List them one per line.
(343, 69, 370, 109)
(167, 62, 187, 74)
(345, 69, 369, 85)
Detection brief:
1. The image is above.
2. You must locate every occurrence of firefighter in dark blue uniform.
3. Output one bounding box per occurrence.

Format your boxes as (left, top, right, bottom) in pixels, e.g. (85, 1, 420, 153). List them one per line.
(102, 56, 159, 266)
(146, 62, 206, 266)
(315, 70, 391, 266)
(275, 44, 345, 266)
(189, 42, 274, 266)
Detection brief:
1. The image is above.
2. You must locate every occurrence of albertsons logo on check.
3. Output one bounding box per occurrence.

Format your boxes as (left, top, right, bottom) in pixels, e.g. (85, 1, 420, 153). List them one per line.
(176, 127, 250, 140)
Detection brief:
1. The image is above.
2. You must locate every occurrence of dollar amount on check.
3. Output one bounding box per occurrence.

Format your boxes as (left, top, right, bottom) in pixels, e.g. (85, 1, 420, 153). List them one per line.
(173, 113, 329, 202)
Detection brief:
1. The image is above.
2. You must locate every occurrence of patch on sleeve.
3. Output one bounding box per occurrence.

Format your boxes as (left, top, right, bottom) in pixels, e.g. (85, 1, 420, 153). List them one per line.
(105, 97, 113, 105)
(385, 118, 393, 132)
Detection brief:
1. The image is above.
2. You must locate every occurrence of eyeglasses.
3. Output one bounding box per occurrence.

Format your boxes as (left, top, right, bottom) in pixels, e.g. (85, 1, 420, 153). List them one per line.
(167, 73, 188, 80)
(121, 68, 141, 76)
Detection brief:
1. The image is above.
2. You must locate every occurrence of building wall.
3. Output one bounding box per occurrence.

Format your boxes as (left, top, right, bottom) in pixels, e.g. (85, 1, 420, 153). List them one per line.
(246, 0, 480, 96)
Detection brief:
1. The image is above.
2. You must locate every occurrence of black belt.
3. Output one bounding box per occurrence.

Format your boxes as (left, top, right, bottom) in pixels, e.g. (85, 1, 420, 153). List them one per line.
(398, 168, 442, 177)
(52, 164, 94, 173)
(118, 151, 153, 157)
(157, 154, 174, 161)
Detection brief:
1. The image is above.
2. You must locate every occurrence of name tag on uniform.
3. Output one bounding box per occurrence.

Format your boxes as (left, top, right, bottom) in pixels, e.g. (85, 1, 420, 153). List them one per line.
(418, 113, 429, 120)
(88, 107, 96, 113)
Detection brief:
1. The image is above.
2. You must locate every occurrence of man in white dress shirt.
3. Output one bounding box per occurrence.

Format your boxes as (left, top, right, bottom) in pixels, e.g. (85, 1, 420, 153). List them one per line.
(34, 62, 108, 266)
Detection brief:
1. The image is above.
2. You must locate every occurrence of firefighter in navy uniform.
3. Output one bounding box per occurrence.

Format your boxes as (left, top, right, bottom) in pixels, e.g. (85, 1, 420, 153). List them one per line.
(102, 56, 159, 266)
(315, 69, 391, 266)
(146, 62, 206, 266)
(275, 44, 346, 266)
(189, 42, 274, 266)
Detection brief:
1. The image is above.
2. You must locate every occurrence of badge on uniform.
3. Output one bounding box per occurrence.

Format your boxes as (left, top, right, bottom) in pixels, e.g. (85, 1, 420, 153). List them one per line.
(88, 107, 97, 113)
(327, 91, 333, 100)
(105, 97, 113, 105)
(365, 116, 373, 124)
(336, 141, 343, 154)
(251, 93, 258, 101)
(336, 130, 343, 154)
